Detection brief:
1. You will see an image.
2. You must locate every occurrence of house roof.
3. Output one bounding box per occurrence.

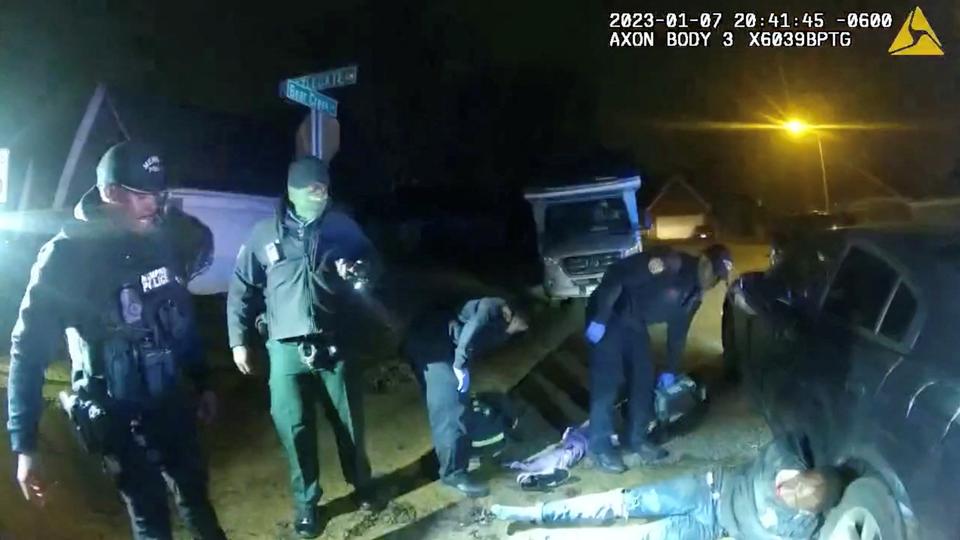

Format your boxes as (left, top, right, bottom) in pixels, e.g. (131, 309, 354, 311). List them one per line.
(648, 176, 711, 214)
(36, 85, 295, 210)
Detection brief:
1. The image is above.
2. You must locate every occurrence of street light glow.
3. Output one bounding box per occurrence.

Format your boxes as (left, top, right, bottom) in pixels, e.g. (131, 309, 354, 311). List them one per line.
(783, 119, 809, 136)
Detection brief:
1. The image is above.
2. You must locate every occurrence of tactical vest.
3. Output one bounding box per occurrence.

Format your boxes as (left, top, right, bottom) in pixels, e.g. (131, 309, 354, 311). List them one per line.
(73, 233, 195, 410)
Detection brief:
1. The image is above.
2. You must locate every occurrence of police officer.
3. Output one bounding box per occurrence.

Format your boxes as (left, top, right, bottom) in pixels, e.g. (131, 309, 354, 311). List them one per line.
(584, 244, 733, 473)
(7, 141, 226, 539)
(227, 156, 377, 538)
(403, 297, 529, 498)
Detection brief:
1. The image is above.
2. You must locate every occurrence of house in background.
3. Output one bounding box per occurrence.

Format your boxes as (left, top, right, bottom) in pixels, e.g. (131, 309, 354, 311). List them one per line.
(646, 175, 712, 240)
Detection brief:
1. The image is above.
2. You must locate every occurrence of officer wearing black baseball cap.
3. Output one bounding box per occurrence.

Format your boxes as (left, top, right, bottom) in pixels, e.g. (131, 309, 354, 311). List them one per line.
(9, 140, 226, 538)
(583, 242, 734, 474)
(78, 140, 170, 233)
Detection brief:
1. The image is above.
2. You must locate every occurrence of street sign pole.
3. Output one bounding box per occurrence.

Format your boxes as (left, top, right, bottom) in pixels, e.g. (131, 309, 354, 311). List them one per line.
(311, 108, 323, 158)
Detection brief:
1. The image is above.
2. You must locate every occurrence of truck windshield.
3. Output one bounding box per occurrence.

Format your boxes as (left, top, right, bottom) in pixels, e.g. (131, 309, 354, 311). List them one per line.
(544, 197, 631, 245)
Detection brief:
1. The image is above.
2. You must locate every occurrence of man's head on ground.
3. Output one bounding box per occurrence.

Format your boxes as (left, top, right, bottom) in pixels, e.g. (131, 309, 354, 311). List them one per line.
(502, 303, 530, 335)
(698, 243, 733, 289)
(774, 468, 842, 514)
(287, 156, 330, 221)
(96, 141, 168, 234)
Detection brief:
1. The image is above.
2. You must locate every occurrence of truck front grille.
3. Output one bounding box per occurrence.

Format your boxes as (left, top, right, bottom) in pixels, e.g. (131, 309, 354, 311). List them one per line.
(562, 251, 621, 276)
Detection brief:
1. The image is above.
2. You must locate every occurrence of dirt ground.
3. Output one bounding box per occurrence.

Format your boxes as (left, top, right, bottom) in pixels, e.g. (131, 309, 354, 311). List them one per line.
(0, 243, 771, 540)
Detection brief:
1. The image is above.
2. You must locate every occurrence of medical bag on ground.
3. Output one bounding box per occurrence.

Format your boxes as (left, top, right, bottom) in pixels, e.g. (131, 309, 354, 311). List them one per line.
(649, 373, 708, 438)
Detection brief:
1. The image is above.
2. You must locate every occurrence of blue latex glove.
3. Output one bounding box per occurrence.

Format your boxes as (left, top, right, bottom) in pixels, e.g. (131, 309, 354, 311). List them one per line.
(657, 372, 676, 389)
(585, 321, 607, 344)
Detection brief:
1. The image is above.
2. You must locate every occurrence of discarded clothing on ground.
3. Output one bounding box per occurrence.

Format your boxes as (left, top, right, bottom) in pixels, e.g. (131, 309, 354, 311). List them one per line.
(504, 426, 588, 489)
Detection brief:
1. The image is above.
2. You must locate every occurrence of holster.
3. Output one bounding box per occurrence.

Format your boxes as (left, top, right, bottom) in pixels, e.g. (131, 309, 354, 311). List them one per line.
(297, 333, 339, 372)
(58, 389, 113, 455)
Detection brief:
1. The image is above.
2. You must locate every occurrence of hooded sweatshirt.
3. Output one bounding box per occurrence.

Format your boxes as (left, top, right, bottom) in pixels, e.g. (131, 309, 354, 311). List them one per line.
(6, 189, 213, 454)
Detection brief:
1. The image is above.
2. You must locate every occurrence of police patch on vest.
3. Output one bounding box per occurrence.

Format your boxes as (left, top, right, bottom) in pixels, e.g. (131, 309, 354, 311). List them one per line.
(120, 286, 143, 323)
(141, 267, 171, 292)
(648, 257, 665, 275)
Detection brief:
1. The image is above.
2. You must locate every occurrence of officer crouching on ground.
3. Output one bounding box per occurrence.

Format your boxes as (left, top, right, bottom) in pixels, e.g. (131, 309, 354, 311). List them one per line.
(227, 156, 378, 539)
(7, 141, 227, 539)
(584, 243, 733, 473)
(403, 297, 529, 498)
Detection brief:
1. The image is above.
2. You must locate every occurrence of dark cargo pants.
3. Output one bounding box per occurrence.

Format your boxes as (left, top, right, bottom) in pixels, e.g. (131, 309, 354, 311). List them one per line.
(266, 339, 371, 512)
(588, 318, 656, 453)
(105, 406, 226, 540)
(402, 311, 470, 480)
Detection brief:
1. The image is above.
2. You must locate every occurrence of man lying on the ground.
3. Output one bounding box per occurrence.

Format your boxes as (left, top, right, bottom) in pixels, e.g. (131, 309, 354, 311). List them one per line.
(490, 436, 842, 540)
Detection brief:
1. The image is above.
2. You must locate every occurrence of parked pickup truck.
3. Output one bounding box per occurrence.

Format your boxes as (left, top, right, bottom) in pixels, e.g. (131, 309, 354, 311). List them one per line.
(524, 176, 649, 299)
(723, 224, 960, 540)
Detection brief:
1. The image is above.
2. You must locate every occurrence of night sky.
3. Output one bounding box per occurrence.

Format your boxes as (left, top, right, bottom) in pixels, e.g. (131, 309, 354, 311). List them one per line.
(1, 0, 957, 212)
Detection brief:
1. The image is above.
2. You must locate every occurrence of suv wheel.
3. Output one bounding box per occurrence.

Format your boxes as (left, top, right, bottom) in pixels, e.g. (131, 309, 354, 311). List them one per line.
(819, 478, 905, 540)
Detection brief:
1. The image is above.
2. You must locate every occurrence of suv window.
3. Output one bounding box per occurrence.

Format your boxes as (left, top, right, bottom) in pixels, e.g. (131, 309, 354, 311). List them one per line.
(823, 247, 898, 330)
(879, 284, 918, 342)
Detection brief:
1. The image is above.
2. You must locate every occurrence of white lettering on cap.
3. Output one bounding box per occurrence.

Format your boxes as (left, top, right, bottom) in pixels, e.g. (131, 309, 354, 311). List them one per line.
(143, 156, 163, 173)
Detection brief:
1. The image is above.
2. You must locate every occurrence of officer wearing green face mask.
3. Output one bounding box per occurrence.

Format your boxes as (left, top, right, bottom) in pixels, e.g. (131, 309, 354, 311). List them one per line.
(227, 156, 380, 538)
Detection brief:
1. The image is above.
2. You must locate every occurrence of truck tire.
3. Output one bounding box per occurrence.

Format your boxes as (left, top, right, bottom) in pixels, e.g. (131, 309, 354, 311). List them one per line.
(818, 478, 905, 540)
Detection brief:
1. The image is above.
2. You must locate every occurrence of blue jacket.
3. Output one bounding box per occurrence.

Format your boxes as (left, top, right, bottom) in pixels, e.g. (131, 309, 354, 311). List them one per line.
(586, 246, 702, 370)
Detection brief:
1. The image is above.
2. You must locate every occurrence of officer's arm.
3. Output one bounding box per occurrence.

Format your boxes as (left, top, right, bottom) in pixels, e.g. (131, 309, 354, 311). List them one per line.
(453, 298, 506, 370)
(7, 239, 70, 454)
(226, 236, 266, 349)
(665, 300, 700, 372)
(338, 214, 383, 285)
(588, 255, 652, 325)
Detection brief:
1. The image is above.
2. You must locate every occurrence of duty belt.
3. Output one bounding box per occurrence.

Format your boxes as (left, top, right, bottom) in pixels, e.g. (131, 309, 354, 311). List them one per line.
(296, 333, 339, 371)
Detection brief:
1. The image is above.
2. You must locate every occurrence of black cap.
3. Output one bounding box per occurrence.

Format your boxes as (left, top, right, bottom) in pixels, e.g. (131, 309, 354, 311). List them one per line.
(96, 141, 167, 193)
(703, 243, 734, 280)
(287, 156, 330, 189)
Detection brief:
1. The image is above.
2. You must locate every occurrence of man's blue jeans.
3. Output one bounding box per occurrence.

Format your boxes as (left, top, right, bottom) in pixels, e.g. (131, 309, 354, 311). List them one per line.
(539, 470, 722, 539)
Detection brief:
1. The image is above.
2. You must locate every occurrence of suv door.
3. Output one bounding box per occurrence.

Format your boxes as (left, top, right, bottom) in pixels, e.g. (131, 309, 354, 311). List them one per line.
(806, 244, 923, 470)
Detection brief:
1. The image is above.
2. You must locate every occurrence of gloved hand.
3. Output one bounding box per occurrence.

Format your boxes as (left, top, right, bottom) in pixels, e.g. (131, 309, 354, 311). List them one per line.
(453, 366, 470, 394)
(657, 372, 676, 389)
(584, 321, 607, 344)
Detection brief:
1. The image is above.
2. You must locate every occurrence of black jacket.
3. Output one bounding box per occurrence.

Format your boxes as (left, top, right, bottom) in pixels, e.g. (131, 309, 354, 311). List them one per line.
(405, 297, 511, 369)
(585, 246, 702, 370)
(226, 200, 380, 348)
(7, 189, 213, 454)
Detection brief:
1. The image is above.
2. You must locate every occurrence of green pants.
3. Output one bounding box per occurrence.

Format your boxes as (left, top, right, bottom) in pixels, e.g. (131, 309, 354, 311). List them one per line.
(266, 340, 372, 510)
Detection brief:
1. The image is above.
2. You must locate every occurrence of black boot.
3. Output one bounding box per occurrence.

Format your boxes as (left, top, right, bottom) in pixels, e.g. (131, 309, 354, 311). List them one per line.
(626, 441, 669, 463)
(591, 449, 627, 474)
(294, 506, 322, 539)
(441, 471, 490, 498)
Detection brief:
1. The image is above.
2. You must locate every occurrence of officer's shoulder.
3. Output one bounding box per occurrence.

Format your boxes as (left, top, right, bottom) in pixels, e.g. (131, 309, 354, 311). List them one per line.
(32, 230, 82, 269)
(630, 246, 677, 275)
(249, 216, 277, 239)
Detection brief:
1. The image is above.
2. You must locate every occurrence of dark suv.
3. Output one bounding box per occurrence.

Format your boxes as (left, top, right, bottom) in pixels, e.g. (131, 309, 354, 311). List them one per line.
(723, 226, 959, 540)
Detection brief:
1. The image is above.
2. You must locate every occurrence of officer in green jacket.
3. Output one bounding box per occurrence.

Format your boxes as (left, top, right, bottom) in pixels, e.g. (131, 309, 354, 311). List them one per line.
(226, 157, 379, 538)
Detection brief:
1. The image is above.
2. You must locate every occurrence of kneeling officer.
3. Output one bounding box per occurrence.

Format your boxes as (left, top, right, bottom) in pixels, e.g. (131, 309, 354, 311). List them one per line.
(7, 141, 226, 539)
